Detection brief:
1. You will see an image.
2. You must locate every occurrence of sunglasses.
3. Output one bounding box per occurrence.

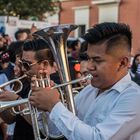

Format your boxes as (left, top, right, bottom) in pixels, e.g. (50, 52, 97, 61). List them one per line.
(19, 59, 41, 71)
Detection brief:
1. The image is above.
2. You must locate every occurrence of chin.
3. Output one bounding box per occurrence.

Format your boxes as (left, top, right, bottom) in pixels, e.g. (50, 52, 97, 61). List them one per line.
(91, 82, 101, 88)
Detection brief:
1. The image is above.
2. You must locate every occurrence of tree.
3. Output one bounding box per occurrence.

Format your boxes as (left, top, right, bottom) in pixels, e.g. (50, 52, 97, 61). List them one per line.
(0, 0, 58, 20)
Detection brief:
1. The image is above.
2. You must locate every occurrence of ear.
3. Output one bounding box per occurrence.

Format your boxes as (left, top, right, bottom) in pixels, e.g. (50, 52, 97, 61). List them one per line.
(118, 57, 130, 71)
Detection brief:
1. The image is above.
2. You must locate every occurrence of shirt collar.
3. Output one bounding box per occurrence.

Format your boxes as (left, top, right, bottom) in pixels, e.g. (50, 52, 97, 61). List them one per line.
(109, 73, 132, 93)
(95, 73, 132, 95)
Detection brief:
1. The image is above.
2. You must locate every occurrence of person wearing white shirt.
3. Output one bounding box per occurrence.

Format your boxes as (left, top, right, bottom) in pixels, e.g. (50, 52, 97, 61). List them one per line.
(30, 22, 140, 140)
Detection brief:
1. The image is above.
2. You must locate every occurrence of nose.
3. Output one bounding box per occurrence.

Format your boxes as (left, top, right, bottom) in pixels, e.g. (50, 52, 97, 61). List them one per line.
(87, 60, 96, 72)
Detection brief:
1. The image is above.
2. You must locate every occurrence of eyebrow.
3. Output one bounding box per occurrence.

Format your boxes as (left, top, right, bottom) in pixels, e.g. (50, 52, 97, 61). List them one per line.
(88, 56, 102, 60)
(22, 59, 32, 64)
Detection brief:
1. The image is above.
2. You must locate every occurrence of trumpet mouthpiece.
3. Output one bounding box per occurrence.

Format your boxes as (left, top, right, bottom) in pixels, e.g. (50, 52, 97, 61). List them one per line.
(86, 74, 93, 80)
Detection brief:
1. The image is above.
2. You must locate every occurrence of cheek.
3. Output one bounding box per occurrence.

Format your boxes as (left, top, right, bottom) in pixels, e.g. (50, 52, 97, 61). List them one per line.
(27, 66, 39, 76)
(33, 65, 44, 77)
(98, 64, 117, 78)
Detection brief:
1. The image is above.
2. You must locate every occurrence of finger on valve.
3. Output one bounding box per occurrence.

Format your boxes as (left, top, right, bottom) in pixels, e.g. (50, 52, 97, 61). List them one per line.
(43, 69, 51, 87)
(38, 70, 46, 88)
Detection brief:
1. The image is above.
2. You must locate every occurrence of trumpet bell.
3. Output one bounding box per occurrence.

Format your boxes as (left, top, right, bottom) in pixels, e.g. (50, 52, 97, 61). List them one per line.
(33, 24, 78, 39)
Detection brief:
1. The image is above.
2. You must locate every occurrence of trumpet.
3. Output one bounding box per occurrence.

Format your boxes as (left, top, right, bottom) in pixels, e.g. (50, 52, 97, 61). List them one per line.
(0, 74, 27, 94)
(0, 74, 93, 111)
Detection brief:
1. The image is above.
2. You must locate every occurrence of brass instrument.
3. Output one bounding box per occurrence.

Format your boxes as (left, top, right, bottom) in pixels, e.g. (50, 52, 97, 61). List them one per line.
(0, 74, 93, 111)
(33, 24, 78, 115)
(0, 74, 27, 94)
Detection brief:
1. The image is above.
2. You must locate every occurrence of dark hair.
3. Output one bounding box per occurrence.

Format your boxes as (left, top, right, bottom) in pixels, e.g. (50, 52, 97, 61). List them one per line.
(15, 29, 30, 40)
(83, 22, 132, 52)
(67, 39, 79, 50)
(23, 38, 54, 66)
(23, 38, 48, 51)
(131, 54, 140, 74)
(8, 41, 24, 63)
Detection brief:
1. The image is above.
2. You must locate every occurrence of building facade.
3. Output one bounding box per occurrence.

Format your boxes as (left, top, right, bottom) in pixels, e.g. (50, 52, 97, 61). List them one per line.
(59, 0, 140, 55)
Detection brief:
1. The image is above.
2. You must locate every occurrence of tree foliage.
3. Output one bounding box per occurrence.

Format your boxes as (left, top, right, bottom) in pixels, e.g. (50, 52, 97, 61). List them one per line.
(0, 0, 57, 20)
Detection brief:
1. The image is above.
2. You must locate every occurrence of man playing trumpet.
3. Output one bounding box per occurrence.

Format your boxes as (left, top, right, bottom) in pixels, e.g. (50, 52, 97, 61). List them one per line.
(29, 22, 140, 140)
(0, 38, 60, 140)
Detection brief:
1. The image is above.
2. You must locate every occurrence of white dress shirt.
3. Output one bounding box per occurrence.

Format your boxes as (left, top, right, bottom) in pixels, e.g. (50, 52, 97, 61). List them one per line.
(49, 73, 140, 140)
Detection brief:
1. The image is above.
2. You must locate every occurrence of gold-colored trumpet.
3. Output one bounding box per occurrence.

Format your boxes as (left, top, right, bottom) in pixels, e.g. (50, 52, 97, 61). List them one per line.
(0, 74, 27, 94)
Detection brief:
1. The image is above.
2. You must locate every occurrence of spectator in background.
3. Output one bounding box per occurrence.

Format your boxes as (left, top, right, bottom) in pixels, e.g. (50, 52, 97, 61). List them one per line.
(0, 42, 24, 140)
(0, 52, 13, 140)
(0, 50, 16, 140)
(67, 38, 81, 60)
(2, 34, 12, 46)
(130, 53, 140, 85)
(0, 35, 7, 52)
(8, 41, 24, 64)
(0, 50, 15, 80)
(79, 41, 91, 87)
(67, 38, 79, 84)
(15, 29, 30, 41)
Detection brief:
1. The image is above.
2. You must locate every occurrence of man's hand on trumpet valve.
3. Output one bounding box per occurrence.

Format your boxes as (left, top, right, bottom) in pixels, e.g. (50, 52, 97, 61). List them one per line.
(0, 91, 19, 101)
(29, 87, 61, 112)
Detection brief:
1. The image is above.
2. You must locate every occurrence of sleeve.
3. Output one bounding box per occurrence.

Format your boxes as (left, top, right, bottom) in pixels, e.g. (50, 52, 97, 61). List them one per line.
(0, 74, 11, 91)
(50, 91, 140, 140)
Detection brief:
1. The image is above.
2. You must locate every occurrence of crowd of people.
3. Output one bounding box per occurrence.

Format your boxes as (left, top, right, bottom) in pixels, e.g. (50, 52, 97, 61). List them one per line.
(0, 22, 139, 140)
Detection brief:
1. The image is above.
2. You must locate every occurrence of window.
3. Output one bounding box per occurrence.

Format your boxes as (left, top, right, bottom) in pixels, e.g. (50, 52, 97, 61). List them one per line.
(73, 6, 89, 37)
(78, 25, 86, 37)
(92, 0, 121, 23)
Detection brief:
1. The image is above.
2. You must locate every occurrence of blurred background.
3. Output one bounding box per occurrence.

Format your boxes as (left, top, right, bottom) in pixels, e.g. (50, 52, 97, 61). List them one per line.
(0, 0, 139, 55)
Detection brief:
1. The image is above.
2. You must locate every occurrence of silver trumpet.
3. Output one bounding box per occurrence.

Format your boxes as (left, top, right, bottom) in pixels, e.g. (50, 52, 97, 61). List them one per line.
(0, 74, 93, 111)
(0, 74, 27, 94)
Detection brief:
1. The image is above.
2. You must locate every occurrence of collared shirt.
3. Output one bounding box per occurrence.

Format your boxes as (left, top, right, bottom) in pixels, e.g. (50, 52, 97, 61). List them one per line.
(50, 73, 140, 140)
